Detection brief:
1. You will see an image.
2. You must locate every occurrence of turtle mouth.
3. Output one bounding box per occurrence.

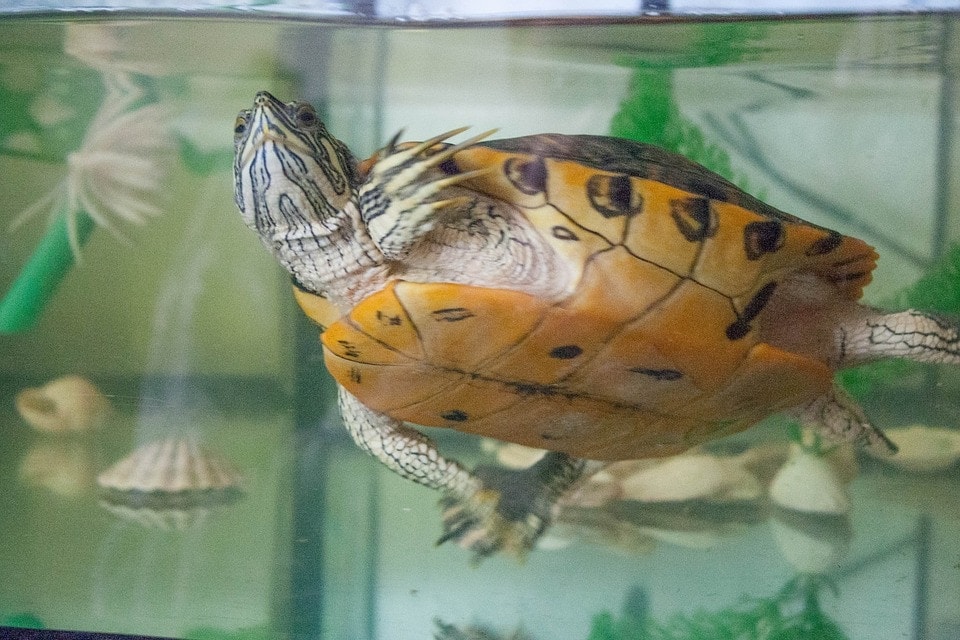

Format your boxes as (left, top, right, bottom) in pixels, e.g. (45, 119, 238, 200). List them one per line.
(238, 103, 314, 166)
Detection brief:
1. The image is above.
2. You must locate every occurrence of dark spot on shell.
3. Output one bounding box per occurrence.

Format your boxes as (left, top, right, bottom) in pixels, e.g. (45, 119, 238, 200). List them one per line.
(586, 174, 643, 218)
(375, 310, 403, 326)
(629, 367, 683, 381)
(337, 340, 361, 358)
(744, 220, 785, 260)
(509, 381, 562, 397)
(725, 281, 778, 341)
(670, 197, 715, 242)
(687, 177, 733, 203)
(431, 308, 475, 322)
(725, 321, 751, 341)
(551, 225, 579, 241)
(504, 156, 547, 195)
(349, 368, 362, 383)
(441, 410, 469, 422)
(549, 345, 583, 359)
(438, 157, 459, 175)
(741, 281, 777, 324)
(805, 230, 843, 256)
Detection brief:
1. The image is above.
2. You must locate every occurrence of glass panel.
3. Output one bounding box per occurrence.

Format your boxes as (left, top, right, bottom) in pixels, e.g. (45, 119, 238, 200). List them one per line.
(1, 12, 959, 640)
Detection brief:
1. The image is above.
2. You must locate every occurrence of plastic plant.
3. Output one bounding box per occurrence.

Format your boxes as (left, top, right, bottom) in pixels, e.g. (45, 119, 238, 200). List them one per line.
(0, 70, 173, 333)
(587, 578, 849, 640)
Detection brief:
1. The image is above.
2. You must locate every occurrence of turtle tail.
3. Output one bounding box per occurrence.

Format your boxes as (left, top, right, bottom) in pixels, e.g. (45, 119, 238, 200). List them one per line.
(836, 309, 960, 367)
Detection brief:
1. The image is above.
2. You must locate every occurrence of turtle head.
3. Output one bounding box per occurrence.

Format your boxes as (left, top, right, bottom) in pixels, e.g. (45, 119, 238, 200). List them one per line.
(233, 91, 358, 251)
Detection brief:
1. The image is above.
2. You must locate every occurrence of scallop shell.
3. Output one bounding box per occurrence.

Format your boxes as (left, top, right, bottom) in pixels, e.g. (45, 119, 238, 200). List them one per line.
(97, 438, 243, 496)
(96, 500, 215, 531)
(15, 375, 111, 433)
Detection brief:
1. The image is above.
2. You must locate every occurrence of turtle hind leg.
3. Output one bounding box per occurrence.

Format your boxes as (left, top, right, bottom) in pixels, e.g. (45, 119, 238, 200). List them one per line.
(438, 452, 593, 563)
(339, 387, 586, 562)
(836, 309, 960, 367)
(794, 385, 897, 455)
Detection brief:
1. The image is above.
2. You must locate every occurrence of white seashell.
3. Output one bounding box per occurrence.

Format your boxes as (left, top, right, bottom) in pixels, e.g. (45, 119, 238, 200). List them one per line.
(558, 469, 624, 508)
(617, 453, 763, 503)
(96, 438, 243, 494)
(541, 510, 658, 555)
(868, 425, 960, 472)
(15, 375, 111, 433)
(769, 444, 851, 515)
(97, 500, 212, 532)
(770, 513, 851, 574)
(18, 441, 95, 497)
(491, 442, 547, 469)
(637, 526, 734, 550)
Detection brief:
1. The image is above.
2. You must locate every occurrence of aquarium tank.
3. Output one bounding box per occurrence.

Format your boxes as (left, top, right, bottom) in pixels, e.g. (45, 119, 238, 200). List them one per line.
(1, 1, 960, 639)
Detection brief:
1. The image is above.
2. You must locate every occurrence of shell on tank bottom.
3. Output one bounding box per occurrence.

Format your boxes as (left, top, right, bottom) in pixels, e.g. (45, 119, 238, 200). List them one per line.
(97, 438, 242, 493)
(866, 425, 960, 472)
(96, 500, 222, 531)
(769, 443, 853, 515)
(15, 375, 111, 433)
(96, 439, 244, 529)
(770, 508, 852, 574)
(18, 440, 96, 497)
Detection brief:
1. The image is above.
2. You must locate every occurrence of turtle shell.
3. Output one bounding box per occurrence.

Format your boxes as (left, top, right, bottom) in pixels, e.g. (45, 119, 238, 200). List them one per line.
(315, 135, 878, 461)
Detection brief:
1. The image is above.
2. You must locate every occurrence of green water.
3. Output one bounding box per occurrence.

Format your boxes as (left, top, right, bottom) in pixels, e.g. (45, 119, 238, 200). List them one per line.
(1, 13, 960, 640)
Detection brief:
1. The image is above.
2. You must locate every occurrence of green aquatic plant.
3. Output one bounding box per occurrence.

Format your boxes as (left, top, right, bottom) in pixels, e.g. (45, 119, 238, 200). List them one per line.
(609, 21, 765, 195)
(885, 243, 960, 313)
(587, 578, 848, 640)
(610, 70, 753, 195)
(0, 82, 173, 333)
(184, 624, 272, 640)
(1, 613, 44, 629)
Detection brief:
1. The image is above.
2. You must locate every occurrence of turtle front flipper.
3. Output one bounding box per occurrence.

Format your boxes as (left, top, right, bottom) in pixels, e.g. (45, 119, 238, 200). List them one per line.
(438, 452, 591, 562)
(339, 387, 586, 561)
(358, 128, 495, 260)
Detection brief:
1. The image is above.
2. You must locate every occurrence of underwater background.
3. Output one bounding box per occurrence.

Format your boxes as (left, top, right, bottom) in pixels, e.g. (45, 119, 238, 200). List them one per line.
(1, 5, 960, 640)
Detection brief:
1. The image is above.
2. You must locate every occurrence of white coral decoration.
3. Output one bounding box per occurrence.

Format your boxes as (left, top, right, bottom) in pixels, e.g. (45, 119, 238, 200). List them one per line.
(64, 24, 166, 77)
(10, 75, 174, 257)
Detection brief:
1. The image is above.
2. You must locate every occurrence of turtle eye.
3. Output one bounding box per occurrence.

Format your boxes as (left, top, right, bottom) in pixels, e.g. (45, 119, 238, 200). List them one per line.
(296, 105, 318, 127)
(234, 114, 249, 137)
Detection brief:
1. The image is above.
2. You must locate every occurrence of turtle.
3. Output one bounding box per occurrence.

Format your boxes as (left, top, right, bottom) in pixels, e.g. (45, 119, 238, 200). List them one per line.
(233, 91, 960, 560)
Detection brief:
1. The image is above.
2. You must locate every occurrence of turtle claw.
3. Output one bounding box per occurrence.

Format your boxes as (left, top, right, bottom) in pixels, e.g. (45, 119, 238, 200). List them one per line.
(359, 128, 495, 259)
(437, 481, 549, 564)
(436, 453, 586, 563)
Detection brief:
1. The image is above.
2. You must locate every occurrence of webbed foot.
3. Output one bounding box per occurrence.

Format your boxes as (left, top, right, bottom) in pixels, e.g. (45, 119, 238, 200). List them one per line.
(436, 452, 586, 563)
